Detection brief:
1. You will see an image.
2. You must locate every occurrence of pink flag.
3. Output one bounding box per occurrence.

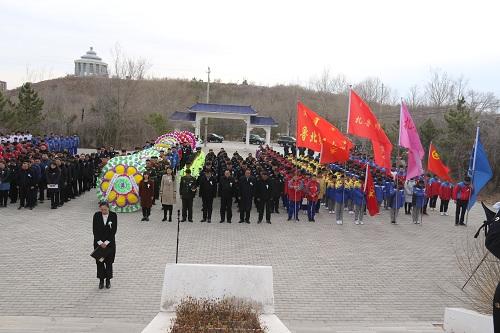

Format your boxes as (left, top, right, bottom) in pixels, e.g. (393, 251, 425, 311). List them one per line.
(399, 101, 424, 180)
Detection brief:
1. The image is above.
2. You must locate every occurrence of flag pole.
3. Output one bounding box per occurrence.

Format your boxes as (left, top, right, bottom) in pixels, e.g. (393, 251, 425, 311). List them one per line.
(393, 99, 404, 225)
(465, 123, 480, 226)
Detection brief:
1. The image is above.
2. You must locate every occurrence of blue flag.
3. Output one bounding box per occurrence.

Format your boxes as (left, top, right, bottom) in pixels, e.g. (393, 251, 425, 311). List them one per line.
(467, 131, 493, 210)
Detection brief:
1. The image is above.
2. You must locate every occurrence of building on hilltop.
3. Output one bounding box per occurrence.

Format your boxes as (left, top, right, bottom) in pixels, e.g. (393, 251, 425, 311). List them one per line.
(0, 81, 6, 92)
(74, 47, 108, 77)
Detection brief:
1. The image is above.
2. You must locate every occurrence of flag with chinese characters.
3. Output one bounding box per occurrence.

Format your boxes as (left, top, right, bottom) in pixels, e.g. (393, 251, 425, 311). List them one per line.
(399, 101, 424, 180)
(348, 90, 393, 169)
(427, 143, 452, 182)
(297, 102, 322, 151)
(297, 102, 353, 162)
(364, 164, 379, 216)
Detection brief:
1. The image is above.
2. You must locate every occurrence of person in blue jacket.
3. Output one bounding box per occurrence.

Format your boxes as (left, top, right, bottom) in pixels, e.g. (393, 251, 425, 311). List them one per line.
(412, 179, 426, 224)
(383, 178, 394, 210)
(352, 179, 366, 225)
(374, 178, 384, 210)
(334, 175, 345, 225)
(390, 183, 405, 224)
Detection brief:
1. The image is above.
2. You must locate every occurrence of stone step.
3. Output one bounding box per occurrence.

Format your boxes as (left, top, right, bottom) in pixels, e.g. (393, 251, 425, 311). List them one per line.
(0, 316, 146, 333)
(286, 321, 444, 333)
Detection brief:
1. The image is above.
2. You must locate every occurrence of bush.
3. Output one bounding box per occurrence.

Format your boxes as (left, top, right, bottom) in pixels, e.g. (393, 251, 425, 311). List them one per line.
(170, 297, 266, 332)
(456, 232, 500, 314)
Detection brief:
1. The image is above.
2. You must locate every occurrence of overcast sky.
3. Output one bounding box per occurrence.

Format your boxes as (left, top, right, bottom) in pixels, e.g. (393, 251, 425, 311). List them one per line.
(1, 0, 499, 97)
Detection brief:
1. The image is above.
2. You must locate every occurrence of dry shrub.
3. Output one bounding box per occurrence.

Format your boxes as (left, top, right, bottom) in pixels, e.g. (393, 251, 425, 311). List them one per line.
(170, 297, 266, 333)
(456, 232, 500, 314)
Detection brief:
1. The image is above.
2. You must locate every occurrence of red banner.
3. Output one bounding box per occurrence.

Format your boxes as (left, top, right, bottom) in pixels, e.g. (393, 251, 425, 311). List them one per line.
(348, 90, 393, 169)
(364, 165, 379, 216)
(427, 143, 452, 182)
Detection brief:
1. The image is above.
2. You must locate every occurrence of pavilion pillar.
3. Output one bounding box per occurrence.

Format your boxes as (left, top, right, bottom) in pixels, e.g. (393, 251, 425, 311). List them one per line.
(195, 117, 201, 138)
(245, 121, 250, 147)
(264, 127, 271, 145)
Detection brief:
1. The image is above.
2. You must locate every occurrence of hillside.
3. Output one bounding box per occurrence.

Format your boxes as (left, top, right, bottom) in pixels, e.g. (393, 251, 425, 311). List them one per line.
(6, 76, 404, 148)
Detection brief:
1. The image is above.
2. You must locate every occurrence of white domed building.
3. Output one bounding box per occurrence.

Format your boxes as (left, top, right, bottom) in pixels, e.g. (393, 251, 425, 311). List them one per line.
(74, 47, 108, 77)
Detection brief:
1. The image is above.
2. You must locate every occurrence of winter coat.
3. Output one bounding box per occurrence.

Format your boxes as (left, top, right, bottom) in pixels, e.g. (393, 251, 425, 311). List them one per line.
(404, 180, 415, 203)
(139, 180, 155, 208)
(160, 175, 176, 205)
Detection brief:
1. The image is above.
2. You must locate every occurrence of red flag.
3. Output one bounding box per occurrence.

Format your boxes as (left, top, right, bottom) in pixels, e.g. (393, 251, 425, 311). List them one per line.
(297, 102, 322, 151)
(364, 164, 379, 216)
(298, 102, 353, 162)
(348, 90, 393, 169)
(427, 143, 452, 182)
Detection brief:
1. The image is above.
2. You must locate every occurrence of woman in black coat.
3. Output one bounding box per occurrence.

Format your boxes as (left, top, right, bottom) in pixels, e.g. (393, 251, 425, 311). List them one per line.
(92, 202, 118, 289)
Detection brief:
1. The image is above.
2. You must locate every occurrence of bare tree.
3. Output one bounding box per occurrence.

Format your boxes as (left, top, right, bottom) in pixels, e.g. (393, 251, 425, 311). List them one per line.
(424, 69, 456, 107)
(466, 90, 500, 114)
(406, 85, 424, 109)
(353, 77, 395, 105)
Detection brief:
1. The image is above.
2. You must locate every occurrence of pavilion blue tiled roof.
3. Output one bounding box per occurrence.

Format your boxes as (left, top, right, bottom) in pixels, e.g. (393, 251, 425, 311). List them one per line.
(188, 103, 257, 115)
(250, 116, 278, 126)
(169, 111, 196, 122)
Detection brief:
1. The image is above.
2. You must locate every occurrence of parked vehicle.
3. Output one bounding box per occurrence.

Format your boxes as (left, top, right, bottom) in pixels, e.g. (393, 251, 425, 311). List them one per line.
(242, 134, 265, 145)
(207, 133, 224, 143)
(277, 135, 296, 146)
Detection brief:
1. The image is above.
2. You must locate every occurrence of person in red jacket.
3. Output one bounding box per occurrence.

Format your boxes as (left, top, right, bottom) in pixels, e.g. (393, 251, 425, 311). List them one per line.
(429, 177, 441, 210)
(438, 181, 453, 216)
(305, 174, 320, 222)
(287, 172, 303, 221)
(452, 176, 473, 226)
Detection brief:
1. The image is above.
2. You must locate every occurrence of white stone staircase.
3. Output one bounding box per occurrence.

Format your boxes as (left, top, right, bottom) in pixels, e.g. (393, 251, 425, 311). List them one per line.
(287, 321, 444, 333)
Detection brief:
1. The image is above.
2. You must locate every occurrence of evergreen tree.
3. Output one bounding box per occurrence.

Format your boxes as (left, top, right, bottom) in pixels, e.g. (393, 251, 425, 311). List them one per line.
(418, 118, 440, 151)
(442, 96, 477, 178)
(14, 82, 44, 131)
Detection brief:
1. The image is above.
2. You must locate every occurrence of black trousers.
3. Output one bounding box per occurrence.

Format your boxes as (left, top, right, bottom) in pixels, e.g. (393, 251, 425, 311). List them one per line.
(181, 198, 193, 220)
(202, 196, 214, 220)
(220, 196, 232, 222)
(49, 190, 60, 208)
(19, 187, 35, 208)
(239, 202, 251, 222)
(162, 204, 173, 220)
(78, 178, 84, 194)
(404, 202, 412, 214)
(38, 182, 45, 201)
(257, 199, 272, 222)
(96, 260, 113, 280)
(9, 185, 18, 203)
(429, 195, 438, 208)
(272, 196, 280, 213)
(142, 207, 151, 217)
(439, 199, 450, 213)
(494, 281, 500, 333)
(0, 190, 8, 206)
(455, 199, 468, 224)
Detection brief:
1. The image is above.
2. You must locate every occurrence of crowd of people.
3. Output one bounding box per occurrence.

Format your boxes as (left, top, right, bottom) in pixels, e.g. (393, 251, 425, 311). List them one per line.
(0, 132, 106, 210)
(135, 144, 472, 227)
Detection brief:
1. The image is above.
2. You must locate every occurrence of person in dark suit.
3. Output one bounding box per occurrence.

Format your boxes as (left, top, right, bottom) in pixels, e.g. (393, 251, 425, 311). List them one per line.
(92, 202, 117, 289)
(238, 168, 255, 224)
(198, 168, 217, 223)
(255, 171, 273, 224)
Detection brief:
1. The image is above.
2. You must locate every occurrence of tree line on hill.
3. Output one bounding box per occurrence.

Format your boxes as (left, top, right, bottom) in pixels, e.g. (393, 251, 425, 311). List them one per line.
(0, 60, 498, 191)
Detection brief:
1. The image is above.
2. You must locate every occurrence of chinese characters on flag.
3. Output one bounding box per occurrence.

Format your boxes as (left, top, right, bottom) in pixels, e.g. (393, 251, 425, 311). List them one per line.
(348, 90, 393, 169)
(364, 164, 379, 216)
(296, 102, 353, 163)
(427, 143, 452, 182)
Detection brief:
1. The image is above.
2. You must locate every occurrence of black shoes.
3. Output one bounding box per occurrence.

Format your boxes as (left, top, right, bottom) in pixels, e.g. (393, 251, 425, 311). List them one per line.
(200, 219, 206, 222)
(162, 217, 167, 222)
(257, 220, 262, 224)
(141, 217, 146, 221)
(105, 279, 111, 289)
(238, 220, 244, 223)
(266, 221, 271, 224)
(246, 221, 250, 224)
(188, 220, 193, 223)
(99, 280, 104, 289)
(227, 221, 231, 223)
(207, 220, 211, 223)
(180, 219, 186, 222)
(220, 220, 225, 223)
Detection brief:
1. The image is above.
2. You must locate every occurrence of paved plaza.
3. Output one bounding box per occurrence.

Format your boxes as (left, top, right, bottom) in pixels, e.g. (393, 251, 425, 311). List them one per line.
(0, 142, 488, 332)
